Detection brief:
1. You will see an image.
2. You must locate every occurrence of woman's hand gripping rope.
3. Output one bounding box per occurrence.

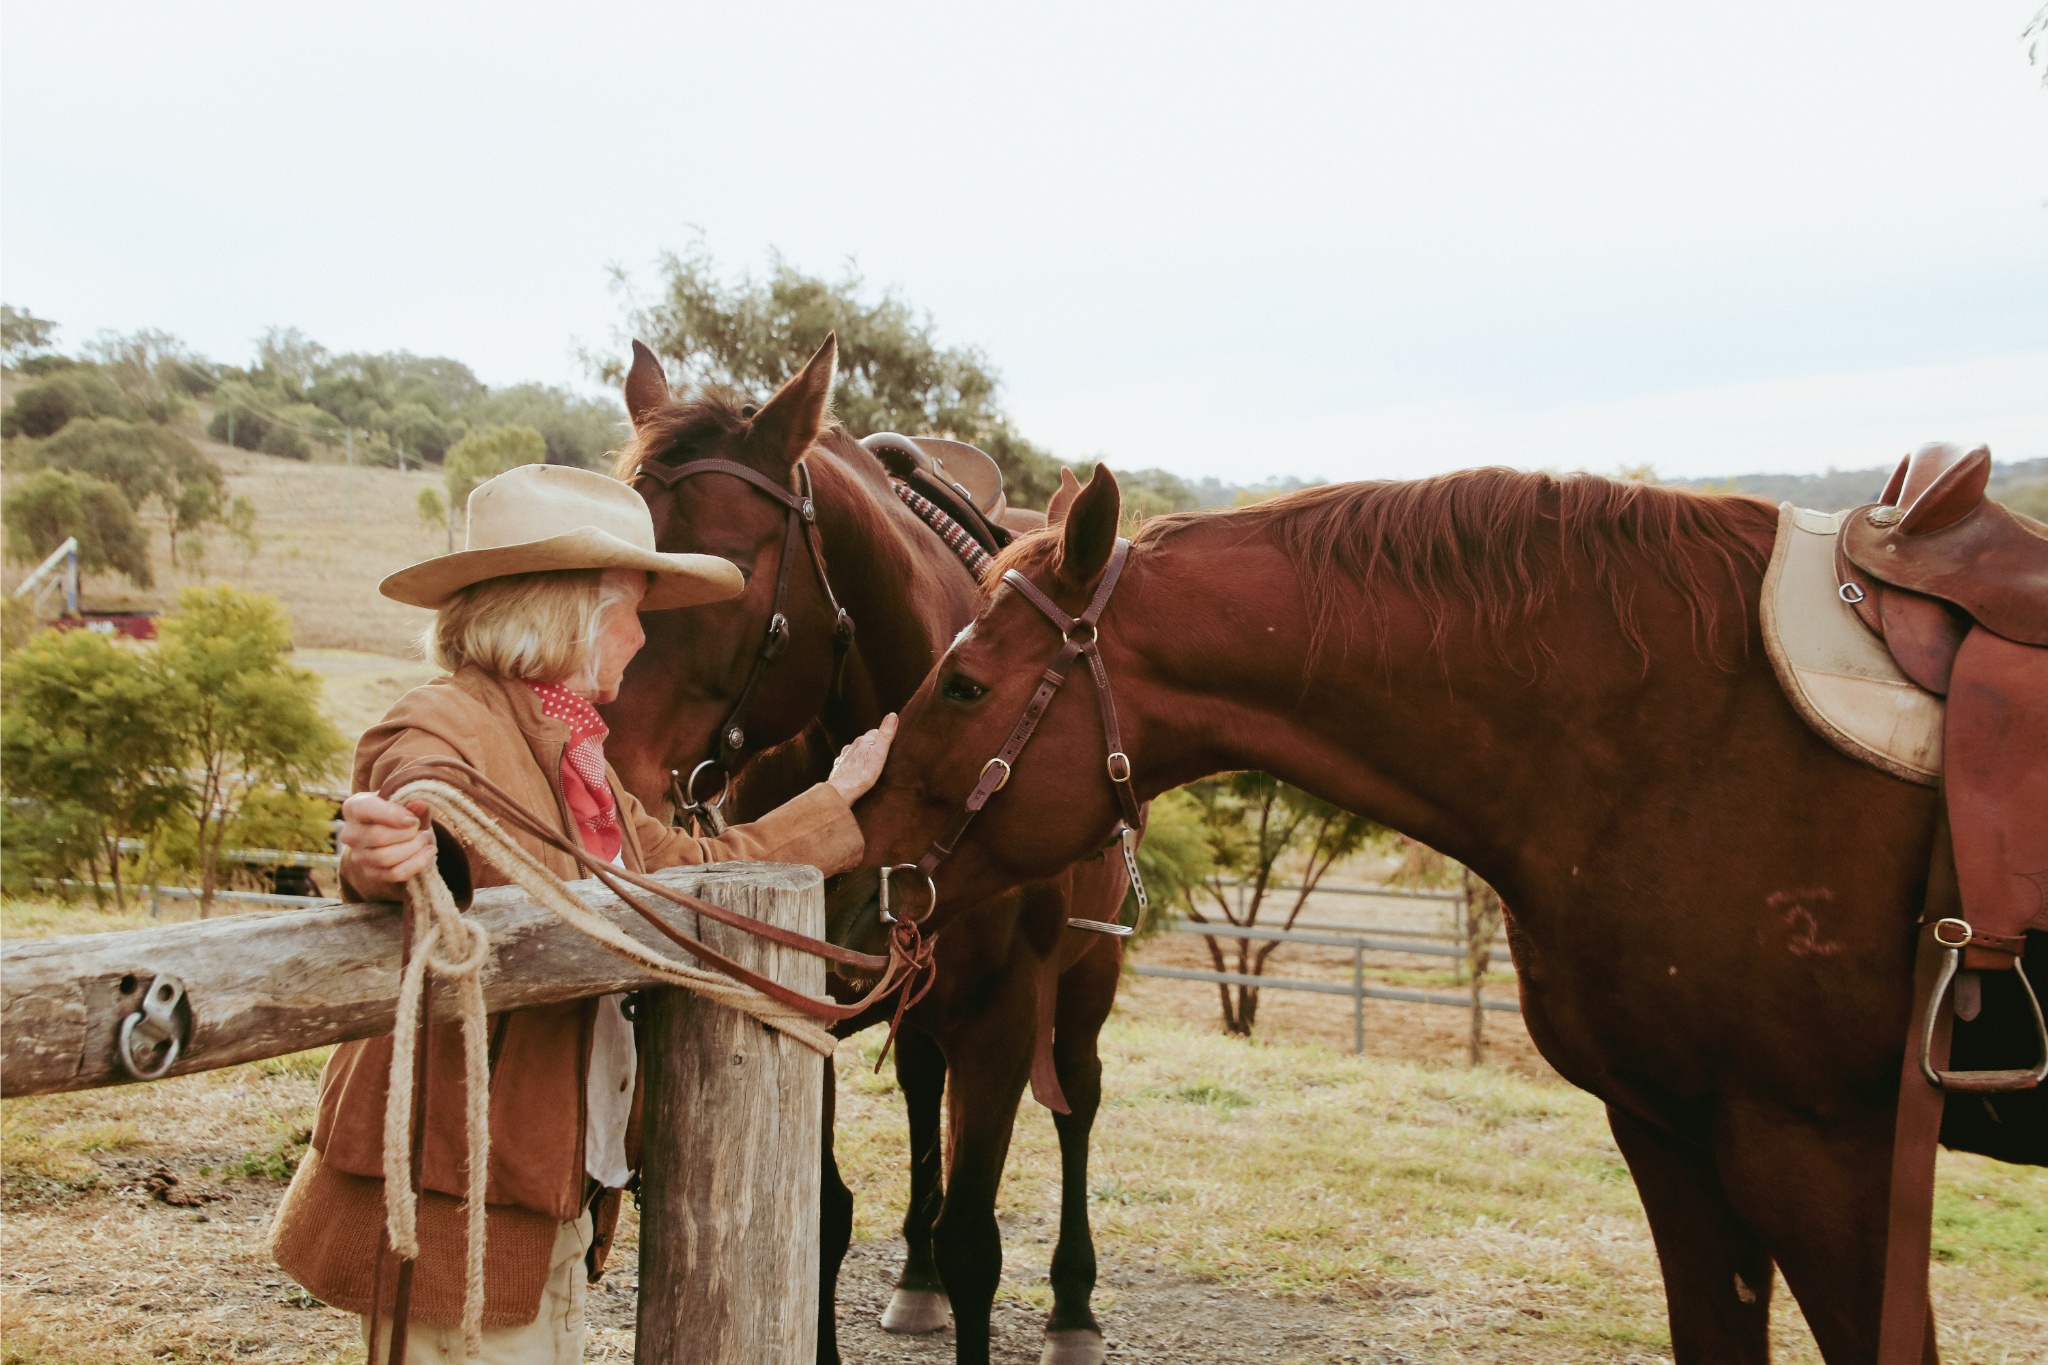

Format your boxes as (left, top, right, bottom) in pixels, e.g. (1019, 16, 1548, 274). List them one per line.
(369, 777, 847, 1358)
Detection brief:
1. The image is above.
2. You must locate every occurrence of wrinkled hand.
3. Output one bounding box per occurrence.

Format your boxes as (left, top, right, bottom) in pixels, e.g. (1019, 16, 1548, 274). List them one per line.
(338, 792, 436, 901)
(827, 714, 898, 804)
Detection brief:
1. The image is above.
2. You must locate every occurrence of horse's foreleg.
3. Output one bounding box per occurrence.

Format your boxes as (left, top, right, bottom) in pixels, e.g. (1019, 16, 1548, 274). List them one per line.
(1714, 1097, 1934, 1365)
(819, 1063, 853, 1365)
(1041, 942, 1119, 1365)
(880, 1025, 952, 1334)
(1606, 1105, 1773, 1365)
(933, 998, 1035, 1365)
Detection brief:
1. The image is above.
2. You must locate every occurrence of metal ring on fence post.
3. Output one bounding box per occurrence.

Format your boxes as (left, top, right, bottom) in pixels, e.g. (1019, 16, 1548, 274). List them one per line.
(878, 864, 937, 925)
(117, 974, 189, 1081)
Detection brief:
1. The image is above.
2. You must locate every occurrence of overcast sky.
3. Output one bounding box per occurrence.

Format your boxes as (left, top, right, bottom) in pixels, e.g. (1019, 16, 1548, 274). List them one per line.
(4, 1, 2044, 483)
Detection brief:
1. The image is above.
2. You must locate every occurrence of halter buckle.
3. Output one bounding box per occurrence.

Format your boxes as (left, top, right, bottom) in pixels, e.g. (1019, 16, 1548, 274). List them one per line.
(878, 864, 937, 925)
(1106, 751, 1132, 783)
(979, 758, 1011, 792)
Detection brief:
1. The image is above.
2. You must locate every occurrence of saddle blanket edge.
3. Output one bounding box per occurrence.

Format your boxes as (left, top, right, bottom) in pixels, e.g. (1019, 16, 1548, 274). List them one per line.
(1761, 502, 1943, 786)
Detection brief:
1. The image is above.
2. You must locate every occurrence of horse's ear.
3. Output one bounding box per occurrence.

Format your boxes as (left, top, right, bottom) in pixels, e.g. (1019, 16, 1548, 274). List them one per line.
(1056, 464, 1121, 589)
(624, 341, 670, 429)
(751, 332, 838, 470)
(1046, 466, 1082, 525)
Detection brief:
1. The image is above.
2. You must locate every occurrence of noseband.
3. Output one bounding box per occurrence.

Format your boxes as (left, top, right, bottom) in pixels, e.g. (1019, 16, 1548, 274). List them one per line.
(881, 536, 1147, 932)
(633, 457, 855, 832)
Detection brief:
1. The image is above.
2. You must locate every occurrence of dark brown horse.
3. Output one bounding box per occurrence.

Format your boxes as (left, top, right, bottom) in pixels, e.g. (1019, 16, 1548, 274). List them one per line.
(852, 465, 2045, 1363)
(600, 338, 1129, 1365)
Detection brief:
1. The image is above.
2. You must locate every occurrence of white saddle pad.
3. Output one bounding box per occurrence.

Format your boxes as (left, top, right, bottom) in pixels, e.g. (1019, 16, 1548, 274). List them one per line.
(1760, 503, 1943, 785)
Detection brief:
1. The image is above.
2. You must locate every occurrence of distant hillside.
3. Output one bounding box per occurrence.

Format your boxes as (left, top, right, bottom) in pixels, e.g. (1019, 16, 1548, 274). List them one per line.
(1675, 456, 2048, 515)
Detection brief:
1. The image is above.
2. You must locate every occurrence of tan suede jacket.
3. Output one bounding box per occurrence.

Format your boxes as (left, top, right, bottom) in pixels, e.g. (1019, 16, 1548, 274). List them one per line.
(271, 666, 862, 1327)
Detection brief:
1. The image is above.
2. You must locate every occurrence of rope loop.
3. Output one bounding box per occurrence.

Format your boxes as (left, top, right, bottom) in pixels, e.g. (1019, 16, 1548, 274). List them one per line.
(373, 776, 847, 1357)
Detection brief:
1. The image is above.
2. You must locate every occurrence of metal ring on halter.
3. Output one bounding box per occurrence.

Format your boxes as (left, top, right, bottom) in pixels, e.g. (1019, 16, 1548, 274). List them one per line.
(979, 757, 1011, 792)
(683, 759, 732, 813)
(1065, 622, 1098, 646)
(877, 863, 938, 925)
(1838, 582, 1866, 605)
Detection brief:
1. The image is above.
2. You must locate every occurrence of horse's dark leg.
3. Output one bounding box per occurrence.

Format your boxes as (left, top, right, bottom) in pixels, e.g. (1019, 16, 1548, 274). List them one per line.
(932, 986, 1036, 1365)
(1713, 1099, 1933, 1365)
(880, 1025, 952, 1334)
(819, 1063, 853, 1365)
(1606, 1105, 1773, 1365)
(1042, 942, 1120, 1365)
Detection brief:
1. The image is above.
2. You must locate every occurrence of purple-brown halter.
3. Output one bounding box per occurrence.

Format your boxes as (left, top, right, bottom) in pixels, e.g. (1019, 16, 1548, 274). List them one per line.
(880, 537, 1147, 933)
(632, 456, 855, 831)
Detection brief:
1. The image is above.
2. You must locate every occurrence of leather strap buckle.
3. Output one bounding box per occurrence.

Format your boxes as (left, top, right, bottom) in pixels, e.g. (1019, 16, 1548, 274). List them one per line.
(1931, 917, 1973, 949)
(979, 758, 1011, 792)
(1106, 751, 1132, 783)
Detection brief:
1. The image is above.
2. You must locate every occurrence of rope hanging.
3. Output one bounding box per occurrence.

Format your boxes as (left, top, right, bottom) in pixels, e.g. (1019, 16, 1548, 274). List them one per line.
(377, 777, 841, 1356)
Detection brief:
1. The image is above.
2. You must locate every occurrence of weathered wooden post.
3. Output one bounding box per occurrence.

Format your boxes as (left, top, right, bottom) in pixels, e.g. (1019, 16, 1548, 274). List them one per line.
(2, 863, 830, 1363)
(635, 863, 822, 1364)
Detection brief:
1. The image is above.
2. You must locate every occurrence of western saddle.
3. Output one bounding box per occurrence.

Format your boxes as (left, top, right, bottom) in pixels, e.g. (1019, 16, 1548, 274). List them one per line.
(1836, 443, 2048, 1363)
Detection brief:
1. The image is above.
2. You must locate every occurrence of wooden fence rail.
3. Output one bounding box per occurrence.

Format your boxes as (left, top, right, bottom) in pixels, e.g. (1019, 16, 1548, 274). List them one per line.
(0, 862, 825, 1364)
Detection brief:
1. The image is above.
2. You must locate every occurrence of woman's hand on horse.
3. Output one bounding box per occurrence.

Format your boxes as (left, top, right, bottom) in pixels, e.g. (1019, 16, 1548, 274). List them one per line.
(338, 792, 437, 900)
(828, 714, 899, 804)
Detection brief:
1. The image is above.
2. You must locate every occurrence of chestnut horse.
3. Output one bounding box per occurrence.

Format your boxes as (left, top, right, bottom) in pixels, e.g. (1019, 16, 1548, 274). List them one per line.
(600, 337, 1130, 1365)
(853, 465, 2046, 1362)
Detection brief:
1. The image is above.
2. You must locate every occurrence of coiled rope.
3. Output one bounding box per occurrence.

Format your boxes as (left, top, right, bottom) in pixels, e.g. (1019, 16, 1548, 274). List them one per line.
(377, 776, 844, 1356)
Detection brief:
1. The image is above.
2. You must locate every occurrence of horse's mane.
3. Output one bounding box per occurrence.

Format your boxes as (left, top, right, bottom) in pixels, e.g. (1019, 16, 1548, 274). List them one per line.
(609, 390, 877, 485)
(1006, 468, 1777, 672)
(611, 388, 760, 480)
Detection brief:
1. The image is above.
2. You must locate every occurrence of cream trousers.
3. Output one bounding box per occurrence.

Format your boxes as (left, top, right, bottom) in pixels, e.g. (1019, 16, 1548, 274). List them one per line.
(364, 1212, 593, 1365)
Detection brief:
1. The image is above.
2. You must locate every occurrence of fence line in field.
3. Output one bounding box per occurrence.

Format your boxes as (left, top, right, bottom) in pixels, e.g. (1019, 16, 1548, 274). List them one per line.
(1131, 918, 1519, 1054)
(113, 838, 340, 869)
(36, 880, 330, 910)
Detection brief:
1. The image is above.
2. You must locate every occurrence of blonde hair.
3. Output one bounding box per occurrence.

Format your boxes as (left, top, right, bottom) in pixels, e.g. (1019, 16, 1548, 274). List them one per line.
(426, 569, 640, 687)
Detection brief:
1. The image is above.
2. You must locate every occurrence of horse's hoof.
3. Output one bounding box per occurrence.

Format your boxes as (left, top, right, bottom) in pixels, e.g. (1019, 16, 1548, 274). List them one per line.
(879, 1287, 950, 1333)
(1038, 1328, 1107, 1365)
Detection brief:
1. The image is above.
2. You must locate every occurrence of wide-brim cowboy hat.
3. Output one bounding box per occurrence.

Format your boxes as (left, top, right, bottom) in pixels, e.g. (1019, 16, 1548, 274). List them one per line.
(380, 463, 744, 611)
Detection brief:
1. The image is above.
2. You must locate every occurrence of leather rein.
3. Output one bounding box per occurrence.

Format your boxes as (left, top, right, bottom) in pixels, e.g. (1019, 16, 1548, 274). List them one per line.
(631, 456, 856, 834)
(382, 754, 936, 1026)
(878, 537, 1148, 933)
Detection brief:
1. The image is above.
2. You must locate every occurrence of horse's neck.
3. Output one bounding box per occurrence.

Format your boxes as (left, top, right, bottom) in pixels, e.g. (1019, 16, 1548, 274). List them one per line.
(812, 452, 982, 723)
(1124, 527, 1778, 902)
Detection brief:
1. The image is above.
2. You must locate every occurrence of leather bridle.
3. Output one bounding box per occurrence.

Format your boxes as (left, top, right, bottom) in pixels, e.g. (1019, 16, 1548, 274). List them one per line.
(879, 537, 1147, 933)
(632, 457, 855, 833)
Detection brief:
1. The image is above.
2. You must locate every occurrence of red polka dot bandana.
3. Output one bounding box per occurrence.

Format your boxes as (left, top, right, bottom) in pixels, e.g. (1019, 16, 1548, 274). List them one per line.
(527, 681, 622, 862)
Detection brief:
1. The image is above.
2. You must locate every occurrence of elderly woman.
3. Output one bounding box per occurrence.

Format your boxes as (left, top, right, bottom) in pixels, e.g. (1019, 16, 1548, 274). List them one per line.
(270, 464, 893, 1363)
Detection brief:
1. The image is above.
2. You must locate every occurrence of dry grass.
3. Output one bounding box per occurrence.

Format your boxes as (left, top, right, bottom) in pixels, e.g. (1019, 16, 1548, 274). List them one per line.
(836, 1017, 2047, 1363)
(3, 895, 2042, 1362)
(2, 1013, 2040, 1363)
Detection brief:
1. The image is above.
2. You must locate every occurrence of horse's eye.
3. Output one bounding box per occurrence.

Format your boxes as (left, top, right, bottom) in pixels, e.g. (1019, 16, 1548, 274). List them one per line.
(942, 674, 990, 704)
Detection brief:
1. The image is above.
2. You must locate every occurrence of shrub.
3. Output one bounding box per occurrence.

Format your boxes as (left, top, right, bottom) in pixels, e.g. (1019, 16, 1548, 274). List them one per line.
(1, 469, 154, 587)
(30, 416, 223, 512)
(465, 384, 622, 468)
(388, 400, 464, 464)
(1, 304, 59, 365)
(155, 586, 344, 912)
(0, 626, 187, 906)
(444, 424, 547, 508)
(0, 368, 142, 439)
